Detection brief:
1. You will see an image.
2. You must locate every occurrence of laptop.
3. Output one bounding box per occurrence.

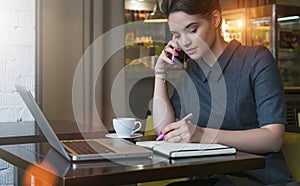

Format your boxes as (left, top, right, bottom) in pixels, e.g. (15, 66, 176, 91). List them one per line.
(15, 84, 152, 161)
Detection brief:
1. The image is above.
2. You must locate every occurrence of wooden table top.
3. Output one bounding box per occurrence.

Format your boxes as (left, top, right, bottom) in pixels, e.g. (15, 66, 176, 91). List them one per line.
(0, 121, 265, 185)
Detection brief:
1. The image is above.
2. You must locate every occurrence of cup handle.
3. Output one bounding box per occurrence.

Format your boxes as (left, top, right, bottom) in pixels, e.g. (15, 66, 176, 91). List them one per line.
(132, 121, 142, 134)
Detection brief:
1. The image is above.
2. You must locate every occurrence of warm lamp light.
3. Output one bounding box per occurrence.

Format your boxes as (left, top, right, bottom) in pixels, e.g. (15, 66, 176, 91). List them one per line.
(237, 19, 243, 28)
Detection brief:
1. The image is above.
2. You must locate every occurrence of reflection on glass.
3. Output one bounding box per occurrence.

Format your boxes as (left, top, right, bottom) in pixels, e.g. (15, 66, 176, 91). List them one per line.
(222, 9, 246, 44)
(250, 18, 271, 50)
(278, 16, 300, 86)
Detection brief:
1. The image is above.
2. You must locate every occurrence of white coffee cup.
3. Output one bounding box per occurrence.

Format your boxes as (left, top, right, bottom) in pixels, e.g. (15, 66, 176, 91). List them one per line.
(113, 118, 142, 138)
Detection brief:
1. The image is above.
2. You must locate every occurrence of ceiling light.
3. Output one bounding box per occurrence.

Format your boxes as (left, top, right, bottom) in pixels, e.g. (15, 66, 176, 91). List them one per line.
(278, 16, 300, 22)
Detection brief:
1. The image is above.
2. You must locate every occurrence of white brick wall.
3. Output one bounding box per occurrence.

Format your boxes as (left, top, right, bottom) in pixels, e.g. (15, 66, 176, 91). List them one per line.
(0, 0, 36, 185)
(0, 0, 35, 122)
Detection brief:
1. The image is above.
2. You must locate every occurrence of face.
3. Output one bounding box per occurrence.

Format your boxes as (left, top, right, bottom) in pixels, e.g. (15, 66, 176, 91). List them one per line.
(168, 11, 220, 60)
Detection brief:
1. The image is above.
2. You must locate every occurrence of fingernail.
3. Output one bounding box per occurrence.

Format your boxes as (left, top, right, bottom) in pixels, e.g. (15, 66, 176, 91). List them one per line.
(174, 52, 179, 57)
(159, 131, 162, 135)
(176, 47, 181, 51)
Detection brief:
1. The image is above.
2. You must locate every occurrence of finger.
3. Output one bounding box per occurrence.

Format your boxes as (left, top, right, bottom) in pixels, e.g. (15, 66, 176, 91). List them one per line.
(162, 122, 180, 134)
(164, 127, 183, 141)
(164, 131, 178, 142)
(163, 46, 174, 62)
(165, 135, 179, 143)
(157, 49, 173, 65)
(164, 45, 180, 58)
(164, 122, 192, 142)
(158, 55, 174, 66)
(165, 40, 181, 50)
(163, 44, 174, 53)
(164, 50, 173, 61)
(168, 39, 179, 48)
(178, 135, 183, 142)
(165, 133, 183, 143)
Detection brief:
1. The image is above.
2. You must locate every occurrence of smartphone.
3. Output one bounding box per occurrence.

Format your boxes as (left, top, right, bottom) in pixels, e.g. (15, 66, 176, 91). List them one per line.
(172, 49, 188, 69)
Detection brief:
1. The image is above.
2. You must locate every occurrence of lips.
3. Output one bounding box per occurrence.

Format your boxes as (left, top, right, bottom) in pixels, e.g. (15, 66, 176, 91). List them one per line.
(185, 47, 197, 55)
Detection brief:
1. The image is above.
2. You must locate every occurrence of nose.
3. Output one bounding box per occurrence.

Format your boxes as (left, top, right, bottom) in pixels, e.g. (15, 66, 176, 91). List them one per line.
(179, 33, 192, 48)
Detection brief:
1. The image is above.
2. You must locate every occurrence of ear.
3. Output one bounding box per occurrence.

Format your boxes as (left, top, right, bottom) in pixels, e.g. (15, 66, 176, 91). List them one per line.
(211, 10, 222, 29)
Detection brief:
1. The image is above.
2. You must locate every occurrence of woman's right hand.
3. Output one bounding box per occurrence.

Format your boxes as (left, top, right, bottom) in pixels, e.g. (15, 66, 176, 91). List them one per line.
(155, 40, 180, 72)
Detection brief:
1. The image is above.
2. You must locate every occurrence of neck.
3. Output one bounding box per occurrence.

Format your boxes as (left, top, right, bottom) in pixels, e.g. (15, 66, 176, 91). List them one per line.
(202, 37, 228, 67)
(212, 36, 228, 59)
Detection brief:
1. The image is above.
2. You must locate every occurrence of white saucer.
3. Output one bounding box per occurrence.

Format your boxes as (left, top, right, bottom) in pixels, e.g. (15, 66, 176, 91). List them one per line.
(105, 133, 143, 139)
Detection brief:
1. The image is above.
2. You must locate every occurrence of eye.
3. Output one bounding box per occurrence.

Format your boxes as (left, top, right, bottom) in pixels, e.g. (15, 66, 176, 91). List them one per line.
(187, 25, 199, 33)
(172, 33, 180, 39)
(190, 28, 198, 33)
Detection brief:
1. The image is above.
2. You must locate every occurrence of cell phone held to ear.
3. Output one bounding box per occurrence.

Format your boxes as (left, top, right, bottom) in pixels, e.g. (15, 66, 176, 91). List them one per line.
(173, 52, 185, 68)
(166, 48, 189, 69)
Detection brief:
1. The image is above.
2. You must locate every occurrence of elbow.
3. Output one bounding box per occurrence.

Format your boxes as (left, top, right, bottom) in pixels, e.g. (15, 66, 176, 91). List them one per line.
(269, 135, 283, 153)
(262, 124, 284, 153)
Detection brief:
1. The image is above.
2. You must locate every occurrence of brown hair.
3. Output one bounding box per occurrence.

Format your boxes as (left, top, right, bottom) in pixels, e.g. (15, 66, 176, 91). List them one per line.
(161, 0, 221, 18)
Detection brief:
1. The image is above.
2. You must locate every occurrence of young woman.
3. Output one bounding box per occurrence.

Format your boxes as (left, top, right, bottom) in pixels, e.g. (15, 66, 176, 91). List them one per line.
(152, 0, 293, 185)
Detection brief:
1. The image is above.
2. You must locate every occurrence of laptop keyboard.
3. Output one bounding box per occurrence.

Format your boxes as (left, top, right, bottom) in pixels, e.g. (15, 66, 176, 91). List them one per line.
(63, 140, 115, 154)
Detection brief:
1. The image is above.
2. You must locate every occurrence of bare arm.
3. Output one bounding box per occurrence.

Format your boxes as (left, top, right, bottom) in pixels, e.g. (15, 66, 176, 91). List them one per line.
(163, 121, 284, 153)
(209, 123, 284, 153)
(152, 74, 176, 134)
(152, 40, 180, 134)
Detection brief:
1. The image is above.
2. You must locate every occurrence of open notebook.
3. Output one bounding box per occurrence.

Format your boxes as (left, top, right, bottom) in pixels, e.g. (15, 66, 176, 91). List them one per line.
(136, 141, 236, 158)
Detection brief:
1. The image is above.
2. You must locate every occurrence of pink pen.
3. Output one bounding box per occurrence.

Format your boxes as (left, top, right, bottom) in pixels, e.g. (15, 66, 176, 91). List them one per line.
(156, 113, 193, 141)
(155, 132, 165, 141)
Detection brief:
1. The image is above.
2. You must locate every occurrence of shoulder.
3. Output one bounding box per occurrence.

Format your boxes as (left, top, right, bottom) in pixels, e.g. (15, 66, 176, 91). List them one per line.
(232, 44, 276, 74)
(225, 40, 274, 66)
(238, 45, 274, 63)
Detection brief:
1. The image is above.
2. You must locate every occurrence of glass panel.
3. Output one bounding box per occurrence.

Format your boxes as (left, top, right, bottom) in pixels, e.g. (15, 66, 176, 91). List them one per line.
(222, 9, 246, 44)
(125, 20, 170, 72)
(124, 1, 171, 73)
(249, 17, 272, 50)
(278, 16, 300, 87)
(124, 1, 172, 121)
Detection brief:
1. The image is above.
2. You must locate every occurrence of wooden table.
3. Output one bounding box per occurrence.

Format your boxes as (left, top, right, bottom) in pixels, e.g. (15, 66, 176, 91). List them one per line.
(0, 121, 265, 185)
(0, 143, 265, 185)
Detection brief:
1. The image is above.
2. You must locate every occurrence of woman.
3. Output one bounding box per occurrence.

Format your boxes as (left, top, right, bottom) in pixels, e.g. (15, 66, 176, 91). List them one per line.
(153, 0, 293, 185)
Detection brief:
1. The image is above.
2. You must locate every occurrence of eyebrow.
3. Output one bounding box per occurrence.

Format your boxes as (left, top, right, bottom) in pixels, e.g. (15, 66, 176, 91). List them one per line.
(170, 22, 199, 34)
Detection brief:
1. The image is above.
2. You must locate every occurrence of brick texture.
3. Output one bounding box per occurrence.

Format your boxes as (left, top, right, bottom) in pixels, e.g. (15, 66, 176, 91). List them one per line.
(0, 0, 35, 122)
(0, 0, 36, 185)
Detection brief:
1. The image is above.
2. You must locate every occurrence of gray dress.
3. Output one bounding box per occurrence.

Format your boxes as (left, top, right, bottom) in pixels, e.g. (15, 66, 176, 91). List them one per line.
(170, 40, 293, 185)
